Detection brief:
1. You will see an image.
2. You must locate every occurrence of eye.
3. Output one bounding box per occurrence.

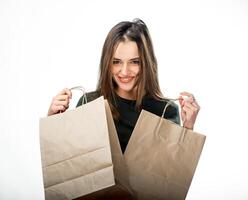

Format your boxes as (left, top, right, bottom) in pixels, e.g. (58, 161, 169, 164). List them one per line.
(130, 59, 140, 65)
(113, 60, 121, 65)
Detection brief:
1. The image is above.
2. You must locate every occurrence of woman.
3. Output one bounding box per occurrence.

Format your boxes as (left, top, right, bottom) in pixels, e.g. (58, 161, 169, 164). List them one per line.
(47, 18, 200, 153)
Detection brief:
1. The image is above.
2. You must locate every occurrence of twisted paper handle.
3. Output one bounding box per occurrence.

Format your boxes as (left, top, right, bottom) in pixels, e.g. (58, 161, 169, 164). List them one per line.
(70, 86, 88, 104)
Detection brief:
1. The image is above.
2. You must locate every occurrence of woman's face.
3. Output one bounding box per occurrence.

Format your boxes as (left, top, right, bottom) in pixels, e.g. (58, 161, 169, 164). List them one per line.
(111, 40, 140, 100)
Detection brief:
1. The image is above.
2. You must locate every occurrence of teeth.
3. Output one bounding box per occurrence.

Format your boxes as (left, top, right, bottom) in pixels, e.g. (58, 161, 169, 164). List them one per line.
(119, 77, 132, 83)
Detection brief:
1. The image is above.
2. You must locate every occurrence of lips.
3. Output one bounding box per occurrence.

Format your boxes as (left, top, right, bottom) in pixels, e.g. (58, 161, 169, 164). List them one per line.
(117, 76, 134, 83)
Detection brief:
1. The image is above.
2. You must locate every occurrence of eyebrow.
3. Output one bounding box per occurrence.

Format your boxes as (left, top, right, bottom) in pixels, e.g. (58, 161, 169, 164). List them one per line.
(130, 57, 140, 61)
(113, 57, 140, 60)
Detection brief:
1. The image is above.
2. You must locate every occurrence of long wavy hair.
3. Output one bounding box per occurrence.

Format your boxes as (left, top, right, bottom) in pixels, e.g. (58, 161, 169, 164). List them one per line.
(96, 18, 163, 118)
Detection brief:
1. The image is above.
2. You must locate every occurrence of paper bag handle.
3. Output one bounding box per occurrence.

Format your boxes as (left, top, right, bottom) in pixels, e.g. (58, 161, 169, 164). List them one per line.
(154, 99, 187, 143)
(161, 99, 172, 119)
(161, 97, 188, 126)
(153, 98, 189, 142)
(59, 86, 87, 113)
(70, 86, 88, 104)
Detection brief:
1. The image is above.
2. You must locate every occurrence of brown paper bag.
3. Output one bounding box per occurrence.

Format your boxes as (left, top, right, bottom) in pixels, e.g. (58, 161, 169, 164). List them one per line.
(73, 100, 134, 199)
(104, 100, 134, 199)
(40, 96, 115, 200)
(124, 108, 206, 200)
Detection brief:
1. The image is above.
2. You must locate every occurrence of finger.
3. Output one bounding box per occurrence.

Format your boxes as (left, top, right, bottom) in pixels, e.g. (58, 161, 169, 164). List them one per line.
(192, 102, 200, 110)
(54, 99, 69, 108)
(50, 105, 66, 114)
(56, 105, 67, 112)
(180, 91, 195, 101)
(181, 96, 194, 104)
(182, 106, 192, 117)
(192, 99, 200, 107)
(180, 91, 193, 97)
(179, 97, 194, 107)
(182, 95, 200, 109)
(58, 88, 72, 99)
(183, 101, 199, 111)
(182, 106, 195, 115)
(184, 99, 196, 105)
(55, 94, 71, 101)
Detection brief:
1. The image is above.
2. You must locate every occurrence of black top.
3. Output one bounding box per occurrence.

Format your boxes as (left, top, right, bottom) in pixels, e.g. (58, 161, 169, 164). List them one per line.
(77, 91, 180, 153)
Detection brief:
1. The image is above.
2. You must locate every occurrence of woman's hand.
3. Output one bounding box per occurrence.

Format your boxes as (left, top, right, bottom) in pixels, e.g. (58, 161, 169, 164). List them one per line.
(178, 91, 200, 130)
(47, 88, 72, 116)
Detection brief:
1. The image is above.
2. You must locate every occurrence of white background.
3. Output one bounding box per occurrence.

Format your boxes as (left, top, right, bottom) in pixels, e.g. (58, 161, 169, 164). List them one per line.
(1, 0, 248, 199)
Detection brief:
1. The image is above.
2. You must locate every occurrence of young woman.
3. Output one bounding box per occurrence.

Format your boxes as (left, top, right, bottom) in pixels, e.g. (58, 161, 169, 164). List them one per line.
(47, 19, 200, 153)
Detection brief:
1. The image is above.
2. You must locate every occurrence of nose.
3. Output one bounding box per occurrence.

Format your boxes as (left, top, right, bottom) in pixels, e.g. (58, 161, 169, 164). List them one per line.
(120, 62, 129, 76)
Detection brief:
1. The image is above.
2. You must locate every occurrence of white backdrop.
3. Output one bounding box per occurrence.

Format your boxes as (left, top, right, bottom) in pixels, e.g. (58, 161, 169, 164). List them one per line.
(1, 0, 248, 199)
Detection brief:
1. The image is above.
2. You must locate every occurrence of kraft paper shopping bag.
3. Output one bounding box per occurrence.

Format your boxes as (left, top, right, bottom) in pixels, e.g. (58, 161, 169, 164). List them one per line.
(40, 96, 115, 200)
(73, 100, 134, 200)
(104, 100, 133, 198)
(124, 106, 206, 200)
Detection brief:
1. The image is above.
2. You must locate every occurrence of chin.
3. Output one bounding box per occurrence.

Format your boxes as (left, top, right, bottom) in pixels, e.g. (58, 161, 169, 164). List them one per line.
(117, 84, 134, 91)
(117, 80, 135, 89)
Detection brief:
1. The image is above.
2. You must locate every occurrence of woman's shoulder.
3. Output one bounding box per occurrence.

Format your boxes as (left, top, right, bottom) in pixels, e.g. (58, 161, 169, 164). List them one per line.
(76, 91, 101, 107)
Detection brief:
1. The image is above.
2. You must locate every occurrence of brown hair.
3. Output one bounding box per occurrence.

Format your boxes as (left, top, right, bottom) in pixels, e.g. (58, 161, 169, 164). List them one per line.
(96, 18, 163, 118)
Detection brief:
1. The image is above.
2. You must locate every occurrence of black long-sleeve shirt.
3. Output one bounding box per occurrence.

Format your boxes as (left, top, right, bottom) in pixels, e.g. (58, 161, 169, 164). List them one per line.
(77, 91, 180, 153)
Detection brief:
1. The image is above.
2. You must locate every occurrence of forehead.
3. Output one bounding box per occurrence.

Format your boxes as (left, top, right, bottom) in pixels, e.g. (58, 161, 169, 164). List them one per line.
(113, 40, 139, 60)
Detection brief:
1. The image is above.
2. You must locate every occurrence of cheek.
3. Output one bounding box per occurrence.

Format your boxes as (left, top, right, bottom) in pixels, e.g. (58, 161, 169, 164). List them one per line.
(133, 66, 140, 75)
(111, 66, 119, 75)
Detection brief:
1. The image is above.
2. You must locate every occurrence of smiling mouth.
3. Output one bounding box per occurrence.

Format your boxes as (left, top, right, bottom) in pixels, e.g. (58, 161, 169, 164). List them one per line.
(117, 76, 134, 83)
